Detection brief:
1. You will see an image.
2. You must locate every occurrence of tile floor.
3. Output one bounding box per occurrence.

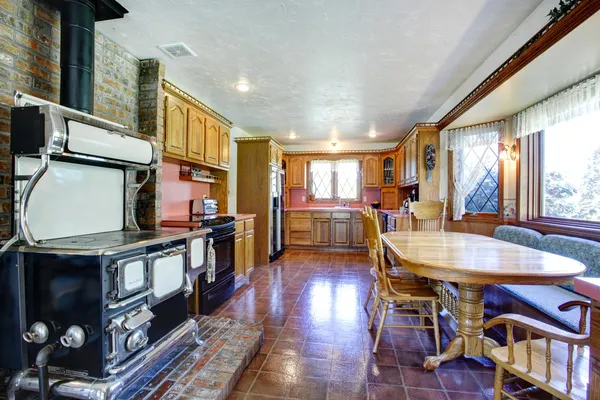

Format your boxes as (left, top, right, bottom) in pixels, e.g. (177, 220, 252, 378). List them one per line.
(212, 250, 512, 400)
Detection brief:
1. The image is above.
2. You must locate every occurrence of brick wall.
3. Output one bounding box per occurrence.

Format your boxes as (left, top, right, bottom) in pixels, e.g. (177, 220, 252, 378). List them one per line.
(0, 0, 146, 238)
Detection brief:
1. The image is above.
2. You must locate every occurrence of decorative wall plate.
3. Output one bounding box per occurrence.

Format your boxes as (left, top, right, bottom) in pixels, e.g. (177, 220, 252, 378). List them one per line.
(425, 144, 436, 183)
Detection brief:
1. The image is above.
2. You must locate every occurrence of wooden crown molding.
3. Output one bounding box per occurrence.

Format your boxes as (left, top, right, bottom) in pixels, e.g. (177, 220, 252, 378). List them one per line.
(162, 80, 233, 127)
(234, 136, 284, 149)
(437, 0, 600, 130)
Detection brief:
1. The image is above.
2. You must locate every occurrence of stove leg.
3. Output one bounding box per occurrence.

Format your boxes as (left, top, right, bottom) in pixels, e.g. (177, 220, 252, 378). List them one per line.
(191, 320, 203, 346)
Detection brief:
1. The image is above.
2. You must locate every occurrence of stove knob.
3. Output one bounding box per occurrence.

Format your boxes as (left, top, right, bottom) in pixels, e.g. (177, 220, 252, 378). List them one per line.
(60, 325, 86, 348)
(22, 322, 49, 344)
(126, 329, 148, 352)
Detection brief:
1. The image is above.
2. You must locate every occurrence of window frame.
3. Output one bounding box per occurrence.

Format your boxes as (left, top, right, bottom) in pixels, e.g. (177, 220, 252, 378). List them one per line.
(448, 142, 504, 223)
(307, 158, 361, 202)
(518, 131, 600, 241)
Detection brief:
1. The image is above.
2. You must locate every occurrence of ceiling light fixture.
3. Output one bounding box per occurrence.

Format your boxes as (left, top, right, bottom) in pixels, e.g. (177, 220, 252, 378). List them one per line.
(288, 130, 297, 139)
(368, 123, 377, 138)
(234, 81, 251, 92)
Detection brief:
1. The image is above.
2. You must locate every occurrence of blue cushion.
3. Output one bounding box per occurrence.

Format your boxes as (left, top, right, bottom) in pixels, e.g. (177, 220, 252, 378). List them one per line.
(500, 284, 589, 334)
(539, 234, 600, 290)
(493, 226, 543, 249)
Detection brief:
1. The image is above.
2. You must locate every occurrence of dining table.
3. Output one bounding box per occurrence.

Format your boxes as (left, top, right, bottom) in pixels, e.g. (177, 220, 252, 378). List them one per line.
(381, 231, 587, 371)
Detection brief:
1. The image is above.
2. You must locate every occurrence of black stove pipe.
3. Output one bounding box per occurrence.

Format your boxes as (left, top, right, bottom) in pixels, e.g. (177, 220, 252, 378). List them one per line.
(60, 0, 96, 114)
(35, 342, 61, 400)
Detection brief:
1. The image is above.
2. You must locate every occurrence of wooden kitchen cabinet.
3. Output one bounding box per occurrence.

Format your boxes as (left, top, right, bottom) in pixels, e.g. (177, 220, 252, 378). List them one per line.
(398, 147, 405, 186)
(164, 94, 187, 157)
(234, 232, 245, 279)
(381, 188, 398, 210)
(244, 229, 254, 274)
(363, 155, 379, 188)
(204, 117, 220, 165)
(312, 219, 331, 246)
(288, 214, 312, 245)
(402, 134, 419, 185)
(353, 220, 366, 247)
(186, 107, 205, 162)
(220, 125, 230, 167)
(332, 219, 350, 246)
(381, 154, 395, 187)
(288, 157, 305, 188)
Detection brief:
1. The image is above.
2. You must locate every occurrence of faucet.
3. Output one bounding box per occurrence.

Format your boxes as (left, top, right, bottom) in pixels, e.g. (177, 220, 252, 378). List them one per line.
(333, 194, 342, 207)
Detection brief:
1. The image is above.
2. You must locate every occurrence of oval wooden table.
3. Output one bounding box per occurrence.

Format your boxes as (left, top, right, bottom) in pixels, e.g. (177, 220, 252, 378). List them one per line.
(381, 231, 586, 371)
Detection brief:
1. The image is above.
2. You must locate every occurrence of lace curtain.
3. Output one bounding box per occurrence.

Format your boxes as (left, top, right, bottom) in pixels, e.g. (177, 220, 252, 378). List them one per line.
(446, 121, 505, 220)
(513, 72, 600, 138)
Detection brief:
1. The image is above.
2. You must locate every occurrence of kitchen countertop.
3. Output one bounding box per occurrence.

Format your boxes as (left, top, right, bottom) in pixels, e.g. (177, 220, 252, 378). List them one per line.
(285, 207, 364, 212)
(162, 214, 256, 228)
(378, 209, 409, 218)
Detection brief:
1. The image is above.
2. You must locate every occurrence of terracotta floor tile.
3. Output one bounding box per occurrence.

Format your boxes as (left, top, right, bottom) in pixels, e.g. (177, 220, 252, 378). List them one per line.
(233, 369, 258, 392)
(287, 376, 329, 400)
(330, 361, 368, 382)
(437, 370, 482, 393)
(331, 345, 367, 362)
(367, 348, 398, 366)
(367, 384, 407, 400)
(259, 339, 275, 354)
(395, 350, 429, 368)
(400, 367, 443, 389)
(445, 391, 488, 400)
(327, 379, 367, 400)
(270, 340, 304, 356)
(302, 342, 334, 359)
(261, 354, 301, 376)
(248, 372, 292, 397)
(366, 364, 404, 386)
(405, 387, 448, 400)
(296, 357, 332, 379)
(263, 326, 282, 339)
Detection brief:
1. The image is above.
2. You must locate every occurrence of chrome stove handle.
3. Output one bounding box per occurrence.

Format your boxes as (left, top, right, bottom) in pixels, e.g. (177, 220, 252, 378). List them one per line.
(123, 308, 154, 331)
(161, 248, 186, 258)
(183, 274, 193, 298)
(105, 288, 153, 310)
(19, 155, 50, 246)
(22, 322, 49, 344)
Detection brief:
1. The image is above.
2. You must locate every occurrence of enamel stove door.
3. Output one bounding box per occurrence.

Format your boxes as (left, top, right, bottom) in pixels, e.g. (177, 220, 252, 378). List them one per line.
(147, 245, 186, 306)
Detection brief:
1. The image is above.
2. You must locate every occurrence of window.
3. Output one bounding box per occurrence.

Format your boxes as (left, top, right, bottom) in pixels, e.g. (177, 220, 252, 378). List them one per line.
(541, 112, 600, 222)
(464, 143, 499, 214)
(309, 159, 360, 200)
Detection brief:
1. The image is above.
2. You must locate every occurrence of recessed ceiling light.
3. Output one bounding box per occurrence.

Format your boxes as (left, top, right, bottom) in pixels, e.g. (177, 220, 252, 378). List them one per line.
(368, 123, 377, 138)
(234, 81, 251, 92)
(288, 131, 297, 139)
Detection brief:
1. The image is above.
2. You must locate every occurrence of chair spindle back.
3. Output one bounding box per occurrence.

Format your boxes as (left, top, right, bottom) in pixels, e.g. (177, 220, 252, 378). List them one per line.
(408, 198, 447, 232)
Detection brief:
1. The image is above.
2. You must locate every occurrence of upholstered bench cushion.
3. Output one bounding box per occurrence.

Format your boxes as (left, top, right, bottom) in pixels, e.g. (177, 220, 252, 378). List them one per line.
(499, 284, 590, 334)
(538, 234, 600, 279)
(493, 226, 543, 249)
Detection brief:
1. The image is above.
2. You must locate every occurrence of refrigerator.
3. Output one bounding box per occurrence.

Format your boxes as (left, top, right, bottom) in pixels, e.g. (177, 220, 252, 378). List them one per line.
(269, 166, 285, 261)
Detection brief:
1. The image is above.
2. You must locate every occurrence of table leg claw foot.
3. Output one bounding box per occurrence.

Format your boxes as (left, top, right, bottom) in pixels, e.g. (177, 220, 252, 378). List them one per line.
(423, 336, 465, 371)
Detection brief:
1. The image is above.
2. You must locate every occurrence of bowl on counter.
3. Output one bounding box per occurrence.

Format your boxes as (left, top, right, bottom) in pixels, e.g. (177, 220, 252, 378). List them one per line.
(370, 201, 381, 209)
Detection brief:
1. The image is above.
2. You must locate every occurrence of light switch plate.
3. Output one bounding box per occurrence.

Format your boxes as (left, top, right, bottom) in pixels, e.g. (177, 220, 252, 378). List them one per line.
(363, 196, 367, 202)
(302, 196, 306, 201)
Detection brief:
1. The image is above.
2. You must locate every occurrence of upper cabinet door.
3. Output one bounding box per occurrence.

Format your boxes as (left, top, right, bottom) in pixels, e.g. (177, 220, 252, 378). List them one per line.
(186, 108, 205, 162)
(289, 157, 305, 188)
(363, 155, 379, 188)
(220, 126, 230, 167)
(398, 147, 405, 186)
(204, 117, 220, 165)
(382, 155, 395, 187)
(164, 95, 187, 157)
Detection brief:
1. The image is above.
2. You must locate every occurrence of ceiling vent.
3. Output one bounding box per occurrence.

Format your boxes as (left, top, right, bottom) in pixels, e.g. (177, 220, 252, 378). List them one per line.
(158, 43, 197, 59)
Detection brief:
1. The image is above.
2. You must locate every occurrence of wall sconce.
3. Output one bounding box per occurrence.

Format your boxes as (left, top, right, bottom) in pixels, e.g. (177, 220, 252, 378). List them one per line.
(499, 143, 517, 161)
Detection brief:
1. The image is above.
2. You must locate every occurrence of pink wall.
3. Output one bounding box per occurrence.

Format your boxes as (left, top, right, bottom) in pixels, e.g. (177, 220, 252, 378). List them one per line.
(162, 161, 210, 218)
(288, 188, 381, 208)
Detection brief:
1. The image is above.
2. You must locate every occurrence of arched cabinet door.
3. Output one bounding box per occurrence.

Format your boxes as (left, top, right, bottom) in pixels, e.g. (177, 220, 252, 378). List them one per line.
(164, 94, 187, 157)
(220, 126, 230, 167)
(187, 108, 205, 162)
(382, 155, 395, 186)
(204, 117, 220, 165)
(363, 155, 379, 188)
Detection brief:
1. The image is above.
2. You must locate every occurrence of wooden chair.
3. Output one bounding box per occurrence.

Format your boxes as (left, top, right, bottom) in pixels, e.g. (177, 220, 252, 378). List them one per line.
(362, 206, 441, 354)
(362, 207, 428, 311)
(408, 198, 447, 232)
(484, 300, 591, 400)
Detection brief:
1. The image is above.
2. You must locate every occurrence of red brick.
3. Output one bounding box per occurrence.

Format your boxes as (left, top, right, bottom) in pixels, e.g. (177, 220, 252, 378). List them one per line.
(34, 54, 58, 72)
(0, 0, 15, 14)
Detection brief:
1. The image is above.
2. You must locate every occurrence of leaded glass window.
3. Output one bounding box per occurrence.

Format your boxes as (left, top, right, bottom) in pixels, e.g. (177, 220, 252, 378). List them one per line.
(309, 159, 360, 200)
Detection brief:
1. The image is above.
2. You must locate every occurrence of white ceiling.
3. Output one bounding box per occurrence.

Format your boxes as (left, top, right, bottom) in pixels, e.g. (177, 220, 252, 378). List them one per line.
(97, 0, 542, 144)
(447, 10, 600, 130)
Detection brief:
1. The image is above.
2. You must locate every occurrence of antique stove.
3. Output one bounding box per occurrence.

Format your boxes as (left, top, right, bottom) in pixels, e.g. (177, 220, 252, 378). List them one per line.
(0, 93, 208, 400)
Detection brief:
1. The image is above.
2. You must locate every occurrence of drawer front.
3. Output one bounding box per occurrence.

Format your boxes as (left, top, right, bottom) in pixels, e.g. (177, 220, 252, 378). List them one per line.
(312, 212, 331, 219)
(289, 231, 312, 245)
(244, 219, 254, 231)
(289, 212, 312, 219)
(389, 217, 396, 228)
(332, 212, 351, 219)
(289, 218, 312, 232)
(235, 221, 245, 234)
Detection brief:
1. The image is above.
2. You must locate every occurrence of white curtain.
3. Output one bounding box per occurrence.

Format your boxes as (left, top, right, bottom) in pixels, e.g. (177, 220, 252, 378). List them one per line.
(513, 72, 600, 138)
(446, 121, 505, 220)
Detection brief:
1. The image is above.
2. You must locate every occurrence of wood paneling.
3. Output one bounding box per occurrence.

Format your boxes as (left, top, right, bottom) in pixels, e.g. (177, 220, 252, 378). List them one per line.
(186, 107, 205, 162)
(381, 188, 398, 210)
(332, 219, 350, 246)
(165, 94, 187, 157)
(417, 126, 441, 201)
(353, 220, 366, 247)
(363, 155, 379, 188)
(220, 126, 230, 167)
(205, 117, 220, 165)
(313, 219, 331, 246)
(244, 229, 254, 274)
(235, 232, 245, 279)
(289, 157, 305, 188)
